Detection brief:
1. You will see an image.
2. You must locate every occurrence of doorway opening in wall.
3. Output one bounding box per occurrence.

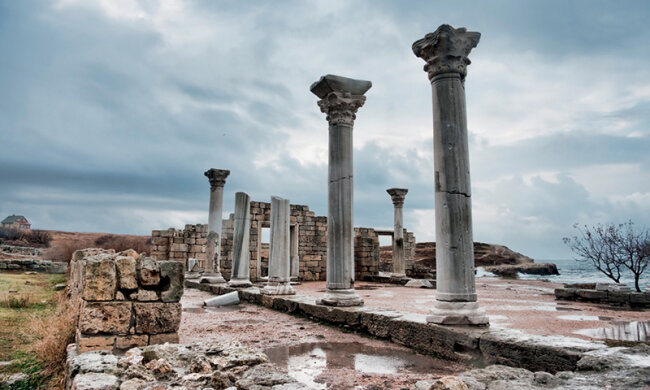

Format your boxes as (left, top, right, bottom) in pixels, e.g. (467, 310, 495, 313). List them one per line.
(377, 231, 394, 273)
(258, 226, 270, 278)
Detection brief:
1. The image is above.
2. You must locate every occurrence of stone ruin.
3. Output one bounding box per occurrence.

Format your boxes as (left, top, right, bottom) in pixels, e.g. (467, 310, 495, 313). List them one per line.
(150, 205, 416, 283)
(69, 248, 184, 353)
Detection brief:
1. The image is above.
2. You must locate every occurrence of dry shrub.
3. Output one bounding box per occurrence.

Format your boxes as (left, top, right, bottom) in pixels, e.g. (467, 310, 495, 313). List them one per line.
(26, 229, 53, 247)
(0, 293, 35, 308)
(94, 234, 151, 254)
(47, 239, 94, 262)
(29, 293, 78, 389)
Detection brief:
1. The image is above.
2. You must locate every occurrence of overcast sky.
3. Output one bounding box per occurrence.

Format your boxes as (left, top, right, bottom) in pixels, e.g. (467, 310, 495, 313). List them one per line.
(1, 0, 649, 259)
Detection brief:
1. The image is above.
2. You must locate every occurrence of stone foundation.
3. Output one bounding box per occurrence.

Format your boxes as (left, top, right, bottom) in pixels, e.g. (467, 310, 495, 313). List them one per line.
(150, 224, 208, 269)
(69, 248, 184, 353)
(0, 258, 67, 273)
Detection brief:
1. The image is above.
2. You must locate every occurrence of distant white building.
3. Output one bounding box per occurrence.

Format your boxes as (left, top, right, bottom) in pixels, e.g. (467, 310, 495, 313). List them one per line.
(1, 215, 31, 230)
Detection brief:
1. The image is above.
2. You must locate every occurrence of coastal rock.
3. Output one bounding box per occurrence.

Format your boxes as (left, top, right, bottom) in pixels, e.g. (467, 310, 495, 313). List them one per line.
(483, 263, 559, 276)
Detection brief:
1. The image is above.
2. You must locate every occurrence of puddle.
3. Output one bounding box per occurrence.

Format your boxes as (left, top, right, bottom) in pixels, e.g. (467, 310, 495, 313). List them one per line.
(355, 285, 379, 290)
(490, 304, 558, 312)
(557, 315, 604, 321)
(574, 321, 650, 341)
(265, 342, 450, 389)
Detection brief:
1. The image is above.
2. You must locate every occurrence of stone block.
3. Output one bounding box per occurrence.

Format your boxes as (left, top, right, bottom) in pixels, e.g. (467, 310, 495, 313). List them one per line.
(607, 291, 630, 304)
(159, 261, 184, 302)
(115, 256, 138, 290)
(134, 302, 182, 334)
(630, 292, 650, 306)
(115, 335, 149, 350)
(171, 243, 189, 252)
(554, 288, 577, 300)
(137, 256, 160, 286)
(71, 372, 119, 390)
(136, 288, 159, 301)
(576, 289, 607, 301)
(149, 333, 179, 345)
(151, 237, 168, 245)
(77, 334, 116, 353)
(79, 301, 132, 335)
(83, 257, 117, 301)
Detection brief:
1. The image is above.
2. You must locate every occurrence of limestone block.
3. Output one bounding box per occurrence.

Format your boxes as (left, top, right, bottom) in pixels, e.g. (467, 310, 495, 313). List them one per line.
(149, 333, 179, 345)
(137, 256, 160, 286)
(83, 257, 117, 301)
(77, 334, 116, 353)
(577, 289, 607, 301)
(79, 301, 132, 335)
(115, 256, 138, 290)
(159, 261, 184, 302)
(134, 302, 182, 334)
(71, 372, 119, 390)
(630, 292, 650, 306)
(137, 289, 159, 301)
(115, 335, 149, 350)
(171, 243, 189, 252)
(151, 237, 168, 246)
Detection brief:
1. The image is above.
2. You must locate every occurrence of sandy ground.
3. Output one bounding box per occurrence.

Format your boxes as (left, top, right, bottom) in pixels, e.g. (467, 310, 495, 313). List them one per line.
(292, 278, 650, 341)
(179, 288, 466, 390)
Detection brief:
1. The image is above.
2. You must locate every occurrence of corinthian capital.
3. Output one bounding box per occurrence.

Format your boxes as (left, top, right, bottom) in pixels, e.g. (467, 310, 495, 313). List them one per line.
(204, 168, 230, 190)
(412, 24, 480, 82)
(387, 188, 408, 207)
(310, 74, 371, 127)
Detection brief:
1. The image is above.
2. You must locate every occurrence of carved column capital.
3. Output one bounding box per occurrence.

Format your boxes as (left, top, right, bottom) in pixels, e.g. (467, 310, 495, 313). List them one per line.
(387, 188, 408, 207)
(204, 168, 230, 190)
(311, 74, 371, 127)
(412, 24, 480, 82)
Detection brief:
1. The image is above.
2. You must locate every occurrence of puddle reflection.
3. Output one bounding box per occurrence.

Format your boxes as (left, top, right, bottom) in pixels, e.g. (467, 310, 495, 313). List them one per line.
(574, 321, 650, 341)
(265, 342, 448, 389)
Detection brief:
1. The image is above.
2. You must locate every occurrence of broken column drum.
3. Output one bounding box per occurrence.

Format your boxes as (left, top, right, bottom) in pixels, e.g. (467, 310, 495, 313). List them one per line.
(228, 192, 253, 287)
(261, 196, 295, 295)
(387, 188, 408, 277)
(200, 168, 230, 284)
(412, 25, 488, 325)
(311, 74, 371, 306)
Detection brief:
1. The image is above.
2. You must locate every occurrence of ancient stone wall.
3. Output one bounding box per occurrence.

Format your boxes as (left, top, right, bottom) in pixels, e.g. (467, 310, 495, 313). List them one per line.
(0, 258, 67, 273)
(69, 248, 183, 353)
(150, 224, 208, 269)
(150, 203, 416, 282)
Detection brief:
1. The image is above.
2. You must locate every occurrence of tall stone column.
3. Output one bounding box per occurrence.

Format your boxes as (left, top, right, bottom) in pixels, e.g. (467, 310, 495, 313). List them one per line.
(200, 168, 229, 285)
(387, 188, 408, 277)
(311, 74, 371, 307)
(228, 192, 253, 287)
(262, 196, 295, 295)
(413, 25, 488, 325)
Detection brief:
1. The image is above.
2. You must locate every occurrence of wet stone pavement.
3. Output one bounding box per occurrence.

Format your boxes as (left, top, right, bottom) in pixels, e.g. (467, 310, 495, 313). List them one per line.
(179, 288, 466, 389)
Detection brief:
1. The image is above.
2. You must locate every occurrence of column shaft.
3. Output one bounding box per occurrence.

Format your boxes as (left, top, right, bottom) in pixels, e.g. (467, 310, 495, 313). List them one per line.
(229, 192, 252, 287)
(262, 196, 295, 295)
(393, 205, 405, 276)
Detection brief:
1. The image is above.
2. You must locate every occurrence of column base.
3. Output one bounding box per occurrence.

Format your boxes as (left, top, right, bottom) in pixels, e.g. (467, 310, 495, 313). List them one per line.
(227, 278, 253, 288)
(199, 273, 227, 285)
(316, 289, 364, 307)
(185, 272, 201, 280)
(261, 282, 295, 295)
(427, 301, 489, 326)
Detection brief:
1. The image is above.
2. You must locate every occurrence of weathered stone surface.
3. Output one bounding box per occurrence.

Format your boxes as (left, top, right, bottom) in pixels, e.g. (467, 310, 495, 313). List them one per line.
(115, 256, 138, 290)
(484, 263, 559, 276)
(71, 372, 119, 390)
(118, 249, 139, 259)
(405, 279, 434, 289)
(414, 376, 468, 390)
(79, 301, 132, 335)
(137, 256, 160, 286)
(149, 333, 179, 345)
(77, 335, 116, 353)
(115, 335, 149, 350)
(68, 350, 119, 376)
(134, 303, 182, 334)
(136, 288, 159, 301)
(236, 363, 298, 389)
(83, 256, 117, 301)
(159, 261, 184, 302)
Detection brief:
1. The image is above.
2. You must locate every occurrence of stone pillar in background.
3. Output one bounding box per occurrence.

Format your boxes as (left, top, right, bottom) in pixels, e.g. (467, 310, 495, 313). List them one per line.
(311, 74, 371, 307)
(200, 168, 230, 284)
(413, 25, 488, 325)
(387, 188, 408, 277)
(228, 192, 253, 287)
(290, 224, 300, 282)
(262, 196, 295, 295)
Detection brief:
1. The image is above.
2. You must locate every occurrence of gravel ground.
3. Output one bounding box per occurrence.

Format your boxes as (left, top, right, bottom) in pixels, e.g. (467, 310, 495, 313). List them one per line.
(179, 288, 466, 389)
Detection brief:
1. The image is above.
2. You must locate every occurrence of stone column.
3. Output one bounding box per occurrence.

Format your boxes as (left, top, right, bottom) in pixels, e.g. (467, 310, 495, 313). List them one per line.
(228, 192, 253, 287)
(261, 196, 295, 295)
(200, 168, 230, 284)
(289, 224, 299, 281)
(413, 25, 488, 325)
(386, 188, 408, 277)
(311, 74, 371, 307)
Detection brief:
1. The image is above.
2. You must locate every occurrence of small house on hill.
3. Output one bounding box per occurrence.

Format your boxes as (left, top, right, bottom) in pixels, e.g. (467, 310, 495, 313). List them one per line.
(1, 215, 31, 230)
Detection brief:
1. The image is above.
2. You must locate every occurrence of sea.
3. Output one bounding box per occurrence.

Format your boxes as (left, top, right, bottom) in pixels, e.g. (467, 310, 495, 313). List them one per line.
(478, 258, 650, 290)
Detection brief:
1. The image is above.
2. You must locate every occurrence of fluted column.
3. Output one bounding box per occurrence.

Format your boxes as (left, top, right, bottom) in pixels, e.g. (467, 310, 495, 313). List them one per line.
(200, 168, 229, 284)
(262, 196, 295, 295)
(228, 192, 253, 287)
(311, 74, 371, 307)
(413, 25, 488, 325)
(387, 188, 408, 277)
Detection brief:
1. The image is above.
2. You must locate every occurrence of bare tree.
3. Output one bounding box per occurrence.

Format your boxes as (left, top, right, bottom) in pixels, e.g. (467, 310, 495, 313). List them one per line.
(563, 221, 649, 292)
